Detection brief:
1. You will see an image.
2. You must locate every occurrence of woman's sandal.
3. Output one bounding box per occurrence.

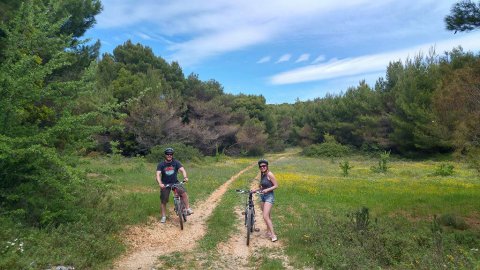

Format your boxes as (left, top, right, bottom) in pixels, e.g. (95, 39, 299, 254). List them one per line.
(271, 235, 278, 242)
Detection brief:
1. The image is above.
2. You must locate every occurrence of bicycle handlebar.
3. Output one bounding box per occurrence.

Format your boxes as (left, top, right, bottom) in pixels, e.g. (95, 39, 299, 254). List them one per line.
(164, 181, 185, 188)
(235, 189, 262, 194)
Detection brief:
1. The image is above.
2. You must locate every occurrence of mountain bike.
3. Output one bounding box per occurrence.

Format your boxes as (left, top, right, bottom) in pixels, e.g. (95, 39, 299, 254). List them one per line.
(165, 181, 187, 230)
(236, 189, 261, 246)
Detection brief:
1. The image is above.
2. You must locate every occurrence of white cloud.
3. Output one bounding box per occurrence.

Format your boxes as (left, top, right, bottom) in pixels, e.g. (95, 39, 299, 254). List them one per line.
(97, 0, 376, 30)
(95, 0, 384, 65)
(270, 33, 480, 85)
(276, 54, 292, 63)
(257, 56, 271, 64)
(168, 25, 273, 66)
(295, 54, 310, 63)
(136, 32, 153, 40)
(312, 55, 326, 64)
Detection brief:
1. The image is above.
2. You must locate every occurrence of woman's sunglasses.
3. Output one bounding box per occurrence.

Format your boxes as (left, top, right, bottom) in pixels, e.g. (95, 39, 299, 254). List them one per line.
(259, 165, 267, 168)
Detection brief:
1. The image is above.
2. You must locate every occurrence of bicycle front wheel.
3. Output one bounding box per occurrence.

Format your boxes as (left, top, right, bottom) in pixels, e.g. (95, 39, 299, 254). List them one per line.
(177, 199, 184, 230)
(246, 208, 253, 246)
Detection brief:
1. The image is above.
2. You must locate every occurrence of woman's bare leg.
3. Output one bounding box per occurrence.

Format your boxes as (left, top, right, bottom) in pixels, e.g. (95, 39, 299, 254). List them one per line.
(262, 202, 275, 237)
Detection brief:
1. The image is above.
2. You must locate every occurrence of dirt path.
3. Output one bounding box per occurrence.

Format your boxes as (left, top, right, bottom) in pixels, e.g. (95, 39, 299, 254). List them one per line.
(113, 163, 256, 270)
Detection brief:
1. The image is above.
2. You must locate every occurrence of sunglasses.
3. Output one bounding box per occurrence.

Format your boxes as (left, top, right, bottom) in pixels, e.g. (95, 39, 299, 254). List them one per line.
(165, 154, 173, 156)
(259, 165, 267, 168)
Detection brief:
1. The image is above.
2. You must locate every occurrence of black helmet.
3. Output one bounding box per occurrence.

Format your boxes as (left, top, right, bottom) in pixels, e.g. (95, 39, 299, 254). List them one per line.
(164, 147, 174, 155)
(258, 158, 268, 166)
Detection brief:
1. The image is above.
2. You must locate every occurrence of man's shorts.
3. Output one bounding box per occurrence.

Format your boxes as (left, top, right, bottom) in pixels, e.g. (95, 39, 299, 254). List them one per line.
(260, 192, 275, 204)
(160, 184, 186, 204)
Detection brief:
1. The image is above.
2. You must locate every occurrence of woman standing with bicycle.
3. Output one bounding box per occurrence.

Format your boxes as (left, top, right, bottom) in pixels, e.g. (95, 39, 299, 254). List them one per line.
(253, 159, 278, 242)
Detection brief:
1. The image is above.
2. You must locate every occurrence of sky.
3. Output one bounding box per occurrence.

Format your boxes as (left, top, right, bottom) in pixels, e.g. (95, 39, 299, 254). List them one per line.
(85, 0, 480, 104)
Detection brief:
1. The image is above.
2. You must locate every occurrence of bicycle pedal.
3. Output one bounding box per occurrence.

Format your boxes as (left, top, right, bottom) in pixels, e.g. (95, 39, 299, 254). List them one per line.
(241, 211, 245, 215)
(254, 228, 260, 232)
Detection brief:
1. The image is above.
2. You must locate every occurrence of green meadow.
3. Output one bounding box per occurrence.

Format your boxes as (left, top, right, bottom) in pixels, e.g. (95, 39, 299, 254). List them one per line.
(272, 155, 480, 269)
(155, 153, 480, 269)
(3, 153, 479, 269)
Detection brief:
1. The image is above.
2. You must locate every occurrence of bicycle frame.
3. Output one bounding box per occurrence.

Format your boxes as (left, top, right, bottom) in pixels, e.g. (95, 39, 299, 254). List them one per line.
(165, 182, 187, 230)
(236, 189, 261, 245)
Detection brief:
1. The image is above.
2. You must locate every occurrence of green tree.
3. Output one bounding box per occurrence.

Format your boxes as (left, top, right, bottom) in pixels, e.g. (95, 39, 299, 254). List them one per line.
(0, 1, 72, 136)
(433, 48, 480, 154)
(389, 54, 451, 154)
(0, 1, 102, 226)
(445, 0, 480, 33)
(232, 94, 268, 121)
(184, 74, 223, 102)
(95, 41, 189, 155)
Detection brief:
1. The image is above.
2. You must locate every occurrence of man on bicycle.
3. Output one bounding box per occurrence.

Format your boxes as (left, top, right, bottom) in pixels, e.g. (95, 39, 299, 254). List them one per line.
(156, 147, 193, 223)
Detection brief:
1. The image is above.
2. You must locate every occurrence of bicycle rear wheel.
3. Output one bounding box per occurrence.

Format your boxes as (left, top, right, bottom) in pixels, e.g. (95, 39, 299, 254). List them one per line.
(246, 208, 253, 246)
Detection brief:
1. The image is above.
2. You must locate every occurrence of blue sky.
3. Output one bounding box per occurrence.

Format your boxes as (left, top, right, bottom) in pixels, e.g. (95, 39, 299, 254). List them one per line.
(85, 0, 480, 104)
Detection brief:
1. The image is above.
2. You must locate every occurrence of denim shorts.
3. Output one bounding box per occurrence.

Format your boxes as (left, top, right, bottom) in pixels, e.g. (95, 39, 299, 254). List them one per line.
(260, 192, 274, 204)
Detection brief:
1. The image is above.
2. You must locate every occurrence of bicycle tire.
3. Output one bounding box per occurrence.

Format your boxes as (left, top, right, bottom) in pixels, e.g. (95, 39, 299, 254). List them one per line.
(246, 208, 253, 246)
(177, 199, 184, 230)
(250, 209, 255, 233)
(182, 208, 187, 222)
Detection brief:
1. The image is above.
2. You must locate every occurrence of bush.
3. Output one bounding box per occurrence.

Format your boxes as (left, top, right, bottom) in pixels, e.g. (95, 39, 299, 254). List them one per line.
(146, 143, 203, 163)
(303, 134, 350, 157)
(433, 163, 454, 176)
(0, 137, 82, 227)
(371, 151, 390, 173)
(339, 160, 352, 177)
(438, 213, 468, 230)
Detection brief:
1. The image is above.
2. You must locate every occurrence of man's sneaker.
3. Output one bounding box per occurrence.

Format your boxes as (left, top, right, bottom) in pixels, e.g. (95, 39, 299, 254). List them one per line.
(186, 208, 194, 215)
(160, 216, 166, 223)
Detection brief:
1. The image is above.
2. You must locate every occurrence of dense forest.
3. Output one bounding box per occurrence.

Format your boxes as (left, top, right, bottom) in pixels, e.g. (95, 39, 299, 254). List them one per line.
(0, 0, 479, 238)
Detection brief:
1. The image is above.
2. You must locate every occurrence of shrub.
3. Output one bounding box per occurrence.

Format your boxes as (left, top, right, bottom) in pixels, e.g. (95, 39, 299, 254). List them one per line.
(433, 163, 454, 176)
(0, 137, 83, 227)
(303, 134, 350, 157)
(146, 143, 203, 163)
(438, 213, 468, 230)
(371, 151, 390, 173)
(349, 206, 370, 231)
(339, 160, 352, 177)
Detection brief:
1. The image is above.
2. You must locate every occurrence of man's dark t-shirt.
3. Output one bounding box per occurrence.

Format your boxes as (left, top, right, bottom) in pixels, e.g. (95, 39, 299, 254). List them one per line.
(157, 159, 183, 184)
